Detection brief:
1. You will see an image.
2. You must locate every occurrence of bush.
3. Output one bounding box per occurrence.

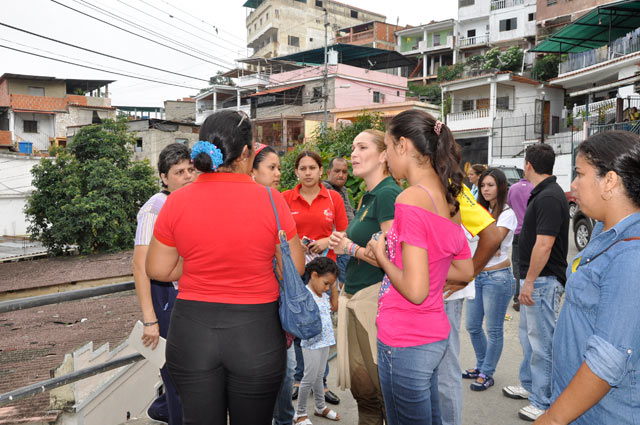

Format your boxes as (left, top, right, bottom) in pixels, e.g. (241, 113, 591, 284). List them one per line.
(437, 63, 464, 82)
(25, 119, 157, 255)
(279, 112, 385, 206)
(533, 54, 561, 81)
(408, 83, 442, 104)
(500, 45, 524, 72)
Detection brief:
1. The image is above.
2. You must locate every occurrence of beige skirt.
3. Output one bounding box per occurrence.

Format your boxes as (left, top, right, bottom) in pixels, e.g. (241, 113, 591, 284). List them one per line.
(336, 282, 381, 390)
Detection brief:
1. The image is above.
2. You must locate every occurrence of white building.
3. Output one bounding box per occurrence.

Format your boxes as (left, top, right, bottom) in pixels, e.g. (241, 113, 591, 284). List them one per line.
(442, 71, 571, 189)
(0, 152, 42, 236)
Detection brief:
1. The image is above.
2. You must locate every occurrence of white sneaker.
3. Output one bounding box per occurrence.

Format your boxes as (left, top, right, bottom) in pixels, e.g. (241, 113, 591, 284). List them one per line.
(502, 385, 530, 399)
(519, 404, 546, 421)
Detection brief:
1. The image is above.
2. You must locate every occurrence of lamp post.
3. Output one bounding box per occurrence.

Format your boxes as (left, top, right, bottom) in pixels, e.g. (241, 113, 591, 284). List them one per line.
(540, 90, 546, 143)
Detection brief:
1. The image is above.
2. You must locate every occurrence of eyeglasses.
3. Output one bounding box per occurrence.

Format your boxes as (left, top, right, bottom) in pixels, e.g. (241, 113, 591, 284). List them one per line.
(236, 110, 249, 128)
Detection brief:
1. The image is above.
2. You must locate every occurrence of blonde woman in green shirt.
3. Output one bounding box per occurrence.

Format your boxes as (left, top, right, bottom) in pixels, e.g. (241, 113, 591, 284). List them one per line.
(329, 129, 401, 425)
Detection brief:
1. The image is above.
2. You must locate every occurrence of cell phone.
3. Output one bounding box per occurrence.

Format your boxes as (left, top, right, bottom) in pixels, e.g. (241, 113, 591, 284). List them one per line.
(302, 236, 313, 246)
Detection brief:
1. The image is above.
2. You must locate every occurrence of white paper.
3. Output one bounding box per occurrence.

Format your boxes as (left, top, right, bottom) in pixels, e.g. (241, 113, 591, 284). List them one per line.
(127, 320, 166, 369)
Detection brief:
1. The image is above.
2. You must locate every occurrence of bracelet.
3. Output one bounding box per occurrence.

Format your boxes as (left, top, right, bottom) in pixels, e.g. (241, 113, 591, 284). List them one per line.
(349, 243, 360, 257)
(344, 244, 349, 255)
(143, 320, 159, 327)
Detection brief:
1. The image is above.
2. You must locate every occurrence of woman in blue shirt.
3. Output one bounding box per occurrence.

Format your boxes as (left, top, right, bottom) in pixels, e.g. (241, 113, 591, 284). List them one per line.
(533, 131, 640, 425)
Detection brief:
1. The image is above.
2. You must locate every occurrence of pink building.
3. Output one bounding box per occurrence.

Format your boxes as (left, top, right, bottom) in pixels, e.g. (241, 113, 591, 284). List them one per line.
(249, 64, 408, 150)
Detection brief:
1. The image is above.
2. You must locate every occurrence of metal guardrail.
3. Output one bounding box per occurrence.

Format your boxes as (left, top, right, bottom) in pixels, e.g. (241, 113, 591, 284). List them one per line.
(0, 281, 135, 314)
(0, 353, 143, 407)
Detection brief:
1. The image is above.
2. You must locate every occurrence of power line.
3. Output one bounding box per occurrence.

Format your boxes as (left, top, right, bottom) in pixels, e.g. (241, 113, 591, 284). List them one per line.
(49, 0, 232, 70)
(0, 22, 209, 83)
(0, 44, 201, 90)
(132, 0, 247, 52)
(70, 0, 236, 68)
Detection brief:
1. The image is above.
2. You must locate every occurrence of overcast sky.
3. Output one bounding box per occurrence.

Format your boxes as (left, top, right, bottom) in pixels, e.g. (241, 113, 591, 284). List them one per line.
(1, 0, 457, 106)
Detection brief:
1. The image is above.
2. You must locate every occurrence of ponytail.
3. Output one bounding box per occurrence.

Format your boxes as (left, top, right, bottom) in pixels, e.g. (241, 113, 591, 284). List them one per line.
(387, 110, 465, 216)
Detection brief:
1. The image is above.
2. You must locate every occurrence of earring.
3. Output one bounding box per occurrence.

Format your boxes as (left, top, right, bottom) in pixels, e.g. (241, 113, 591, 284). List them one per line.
(601, 190, 613, 201)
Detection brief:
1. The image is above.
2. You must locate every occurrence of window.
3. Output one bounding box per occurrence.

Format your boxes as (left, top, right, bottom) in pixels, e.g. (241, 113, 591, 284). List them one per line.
(462, 100, 474, 111)
(528, 13, 535, 21)
(467, 29, 476, 38)
(275, 9, 279, 18)
(312, 87, 323, 101)
(499, 18, 517, 32)
(28, 86, 45, 96)
(397, 91, 400, 96)
(175, 138, 188, 145)
(547, 0, 557, 5)
(254, 24, 257, 30)
(260, 18, 262, 25)
(459, 0, 474, 6)
(497, 96, 510, 110)
(135, 138, 143, 152)
(288, 35, 300, 47)
(309, 37, 313, 42)
(266, 12, 269, 19)
(350, 10, 358, 18)
(315, 0, 323, 6)
(434, 34, 441, 46)
(23, 120, 38, 133)
(373, 91, 382, 103)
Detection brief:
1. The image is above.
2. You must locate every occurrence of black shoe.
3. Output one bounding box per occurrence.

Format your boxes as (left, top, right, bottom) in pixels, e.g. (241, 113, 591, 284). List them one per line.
(292, 385, 299, 400)
(513, 301, 520, 312)
(324, 389, 340, 405)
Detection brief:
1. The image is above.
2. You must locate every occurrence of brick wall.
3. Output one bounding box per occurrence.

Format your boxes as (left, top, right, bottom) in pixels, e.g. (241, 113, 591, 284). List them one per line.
(10, 94, 68, 112)
(0, 130, 12, 146)
(0, 80, 10, 107)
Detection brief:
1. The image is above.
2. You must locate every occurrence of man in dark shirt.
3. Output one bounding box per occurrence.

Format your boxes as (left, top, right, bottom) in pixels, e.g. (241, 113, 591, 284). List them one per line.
(502, 143, 569, 421)
(322, 157, 355, 223)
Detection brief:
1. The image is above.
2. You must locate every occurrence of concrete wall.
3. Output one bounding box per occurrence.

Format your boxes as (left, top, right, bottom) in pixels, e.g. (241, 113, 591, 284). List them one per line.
(459, 0, 491, 22)
(130, 128, 199, 172)
(7, 78, 66, 98)
(55, 107, 116, 139)
(536, 0, 604, 23)
(165, 100, 196, 122)
(489, 3, 537, 43)
(0, 153, 42, 236)
(14, 112, 55, 151)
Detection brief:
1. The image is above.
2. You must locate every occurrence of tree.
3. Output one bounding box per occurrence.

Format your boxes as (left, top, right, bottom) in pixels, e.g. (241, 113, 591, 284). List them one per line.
(483, 47, 502, 70)
(533, 54, 561, 82)
(25, 119, 157, 255)
(500, 45, 524, 72)
(436, 63, 464, 83)
(408, 83, 442, 105)
(279, 112, 385, 206)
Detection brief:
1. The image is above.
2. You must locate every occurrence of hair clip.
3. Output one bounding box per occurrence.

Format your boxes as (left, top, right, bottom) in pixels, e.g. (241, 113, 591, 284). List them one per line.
(434, 120, 443, 136)
(191, 141, 223, 170)
(254, 142, 268, 156)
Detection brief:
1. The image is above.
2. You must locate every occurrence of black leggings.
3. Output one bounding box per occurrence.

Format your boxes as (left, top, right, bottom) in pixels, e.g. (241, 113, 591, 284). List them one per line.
(166, 299, 286, 425)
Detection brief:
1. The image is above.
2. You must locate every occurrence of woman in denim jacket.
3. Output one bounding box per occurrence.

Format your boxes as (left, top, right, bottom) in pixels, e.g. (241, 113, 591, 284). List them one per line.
(534, 131, 640, 425)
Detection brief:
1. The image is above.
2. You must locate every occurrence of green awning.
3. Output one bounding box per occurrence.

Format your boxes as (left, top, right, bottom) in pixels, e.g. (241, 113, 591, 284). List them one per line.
(243, 0, 263, 8)
(531, 0, 640, 53)
(274, 44, 415, 70)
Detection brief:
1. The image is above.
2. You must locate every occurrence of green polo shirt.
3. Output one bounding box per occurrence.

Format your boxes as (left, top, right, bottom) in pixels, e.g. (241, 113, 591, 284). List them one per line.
(344, 176, 401, 295)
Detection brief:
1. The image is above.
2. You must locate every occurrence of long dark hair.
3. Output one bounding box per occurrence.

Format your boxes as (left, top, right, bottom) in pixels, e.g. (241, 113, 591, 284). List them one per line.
(252, 145, 277, 170)
(295, 150, 323, 169)
(477, 168, 509, 219)
(577, 131, 640, 208)
(387, 110, 464, 215)
(195, 110, 252, 173)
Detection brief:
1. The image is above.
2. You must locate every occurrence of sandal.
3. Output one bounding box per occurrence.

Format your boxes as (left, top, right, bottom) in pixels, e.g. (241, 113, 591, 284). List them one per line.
(462, 368, 480, 379)
(314, 407, 340, 421)
(470, 373, 494, 391)
(294, 415, 313, 425)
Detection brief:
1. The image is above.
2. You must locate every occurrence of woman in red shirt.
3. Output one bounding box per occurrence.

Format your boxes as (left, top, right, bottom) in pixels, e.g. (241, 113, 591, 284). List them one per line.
(282, 151, 349, 261)
(146, 110, 305, 425)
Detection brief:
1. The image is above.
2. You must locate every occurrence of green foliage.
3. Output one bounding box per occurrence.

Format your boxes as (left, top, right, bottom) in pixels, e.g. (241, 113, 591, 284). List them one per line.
(279, 112, 385, 206)
(483, 47, 502, 70)
(407, 83, 442, 104)
(25, 119, 157, 255)
(500, 45, 524, 72)
(465, 55, 485, 70)
(436, 63, 464, 82)
(199, 70, 234, 93)
(532, 54, 561, 82)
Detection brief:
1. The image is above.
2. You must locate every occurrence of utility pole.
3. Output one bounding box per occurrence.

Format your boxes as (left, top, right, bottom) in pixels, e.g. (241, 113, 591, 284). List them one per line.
(323, 8, 329, 133)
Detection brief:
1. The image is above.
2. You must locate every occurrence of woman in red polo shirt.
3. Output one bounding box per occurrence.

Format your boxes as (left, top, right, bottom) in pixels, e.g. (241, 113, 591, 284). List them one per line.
(283, 150, 349, 262)
(146, 110, 305, 425)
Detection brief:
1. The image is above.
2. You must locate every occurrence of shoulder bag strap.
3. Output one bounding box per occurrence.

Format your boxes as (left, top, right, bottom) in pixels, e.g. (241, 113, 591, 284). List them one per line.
(266, 187, 287, 244)
(576, 236, 640, 270)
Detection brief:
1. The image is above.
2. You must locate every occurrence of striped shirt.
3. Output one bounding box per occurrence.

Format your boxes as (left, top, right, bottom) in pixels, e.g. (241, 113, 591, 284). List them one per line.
(135, 192, 168, 246)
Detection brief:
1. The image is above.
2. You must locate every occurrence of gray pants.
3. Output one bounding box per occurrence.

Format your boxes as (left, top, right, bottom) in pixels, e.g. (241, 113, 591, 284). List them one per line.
(437, 298, 464, 425)
(296, 346, 330, 417)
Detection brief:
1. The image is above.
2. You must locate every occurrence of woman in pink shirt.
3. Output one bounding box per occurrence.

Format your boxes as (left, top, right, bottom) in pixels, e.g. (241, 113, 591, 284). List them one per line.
(368, 110, 474, 425)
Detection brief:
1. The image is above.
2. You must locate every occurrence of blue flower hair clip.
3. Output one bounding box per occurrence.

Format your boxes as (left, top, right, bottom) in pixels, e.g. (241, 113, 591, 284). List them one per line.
(191, 141, 223, 171)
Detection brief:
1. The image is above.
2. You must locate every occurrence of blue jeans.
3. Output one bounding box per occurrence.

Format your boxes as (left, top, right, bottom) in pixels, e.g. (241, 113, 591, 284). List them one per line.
(465, 268, 515, 377)
(378, 339, 446, 425)
(437, 299, 463, 425)
(293, 337, 328, 387)
(518, 276, 564, 410)
(273, 345, 296, 425)
(336, 254, 349, 285)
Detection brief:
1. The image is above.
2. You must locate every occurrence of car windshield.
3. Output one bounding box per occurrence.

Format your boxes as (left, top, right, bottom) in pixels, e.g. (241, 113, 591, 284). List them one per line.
(502, 168, 522, 180)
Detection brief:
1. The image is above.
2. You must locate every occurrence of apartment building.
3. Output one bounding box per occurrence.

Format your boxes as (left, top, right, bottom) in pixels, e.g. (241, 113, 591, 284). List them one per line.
(244, 0, 385, 58)
(396, 19, 457, 85)
(0, 74, 115, 152)
(457, 0, 537, 61)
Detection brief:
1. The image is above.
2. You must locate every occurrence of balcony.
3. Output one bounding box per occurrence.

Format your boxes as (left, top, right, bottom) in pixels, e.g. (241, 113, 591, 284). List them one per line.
(336, 29, 374, 44)
(559, 28, 640, 75)
(237, 74, 270, 89)
(490, 0, 524, 11)
(196, 104, 251, 126)
(446, 108, 514, 132)
(448, 108, 490, 122)
(401, 36, 455, 55)
(458, 34, 489, 48)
